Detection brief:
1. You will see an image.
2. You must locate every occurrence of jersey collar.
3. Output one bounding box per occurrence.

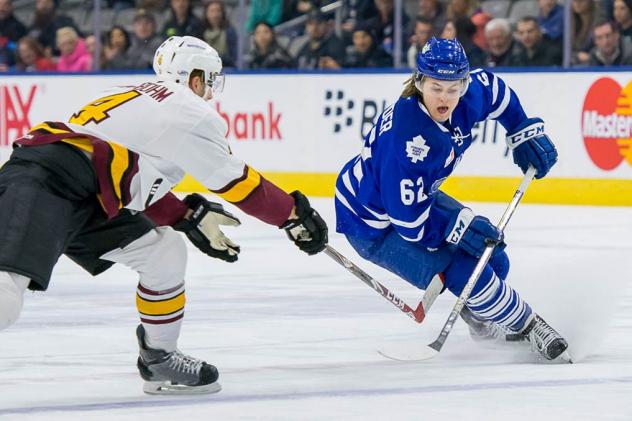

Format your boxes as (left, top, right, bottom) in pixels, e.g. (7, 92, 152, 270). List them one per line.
(417, 100, 450, 133)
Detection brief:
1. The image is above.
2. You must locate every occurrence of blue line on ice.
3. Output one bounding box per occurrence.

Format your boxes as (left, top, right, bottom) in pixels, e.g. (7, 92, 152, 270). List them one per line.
(1, 376, 631, 416)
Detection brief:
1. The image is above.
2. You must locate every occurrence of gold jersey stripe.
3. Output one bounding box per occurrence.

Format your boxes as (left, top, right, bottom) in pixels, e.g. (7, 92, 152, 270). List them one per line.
(216, 166, 262, 203)
(136, 292, 186, 316)
(30, 122, 68, 134)
(60, 137, 95, 154)
(108, 142, 131, 207)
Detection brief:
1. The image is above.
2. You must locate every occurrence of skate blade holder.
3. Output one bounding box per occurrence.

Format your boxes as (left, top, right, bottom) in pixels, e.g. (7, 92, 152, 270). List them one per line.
(143, 380, 222, 395)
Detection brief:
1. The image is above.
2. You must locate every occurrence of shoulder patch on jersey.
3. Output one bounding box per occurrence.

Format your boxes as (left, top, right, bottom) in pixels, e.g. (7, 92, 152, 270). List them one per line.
(405, 135, 431, 163)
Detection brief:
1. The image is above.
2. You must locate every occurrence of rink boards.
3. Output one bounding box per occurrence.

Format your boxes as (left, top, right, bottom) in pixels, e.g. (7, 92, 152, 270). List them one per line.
(1, 70, 631, 205)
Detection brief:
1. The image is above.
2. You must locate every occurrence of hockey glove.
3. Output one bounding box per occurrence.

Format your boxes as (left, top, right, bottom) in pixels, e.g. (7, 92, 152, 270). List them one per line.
(174, 194, 241, 263)
(446, 209, 505, 259)
(281, 191, 328, 255)
(506, 117, 558, 179)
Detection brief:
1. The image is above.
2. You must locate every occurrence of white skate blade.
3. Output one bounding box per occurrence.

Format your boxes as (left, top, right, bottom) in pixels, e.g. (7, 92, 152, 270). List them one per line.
(556, 350, 573, 364)
(377, 345, 439, 362)
(143, 380, 222, 395)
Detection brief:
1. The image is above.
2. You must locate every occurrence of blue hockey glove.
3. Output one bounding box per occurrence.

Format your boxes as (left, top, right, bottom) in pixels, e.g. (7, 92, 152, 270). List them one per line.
(506, 118, 558, 179)
(446, 209, 505, 259)
(489, 248, 510, 280)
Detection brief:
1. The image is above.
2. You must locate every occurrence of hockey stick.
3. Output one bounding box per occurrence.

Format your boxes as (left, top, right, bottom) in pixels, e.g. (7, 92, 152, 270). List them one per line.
(324, 245, 444, 323)
(379, 166, 537, 361)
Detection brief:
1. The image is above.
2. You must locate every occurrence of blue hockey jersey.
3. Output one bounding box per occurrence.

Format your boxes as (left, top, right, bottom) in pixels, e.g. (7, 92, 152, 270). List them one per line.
(335, 69, 529, 247)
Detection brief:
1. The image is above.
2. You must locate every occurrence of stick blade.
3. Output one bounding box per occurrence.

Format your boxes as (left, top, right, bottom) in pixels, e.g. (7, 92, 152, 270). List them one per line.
(377, 345, 439, 362)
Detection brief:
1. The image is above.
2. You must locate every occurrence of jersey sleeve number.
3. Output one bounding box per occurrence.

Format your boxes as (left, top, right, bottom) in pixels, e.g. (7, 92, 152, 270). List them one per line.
(69, 90, 141, 126)
(400, 177, 427, 205)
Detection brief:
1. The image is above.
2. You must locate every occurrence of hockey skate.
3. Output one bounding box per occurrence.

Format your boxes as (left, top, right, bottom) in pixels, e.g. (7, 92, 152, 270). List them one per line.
(136, 325, 221, 395)
(519, 315, 571, 362)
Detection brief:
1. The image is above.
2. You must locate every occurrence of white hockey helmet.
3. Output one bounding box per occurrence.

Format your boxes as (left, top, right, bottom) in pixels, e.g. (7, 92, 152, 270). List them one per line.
(153, 36, 224, 99)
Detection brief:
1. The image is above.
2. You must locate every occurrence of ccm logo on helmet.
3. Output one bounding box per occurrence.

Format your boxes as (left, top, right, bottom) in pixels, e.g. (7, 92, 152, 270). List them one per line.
(437, 69, 456, 74)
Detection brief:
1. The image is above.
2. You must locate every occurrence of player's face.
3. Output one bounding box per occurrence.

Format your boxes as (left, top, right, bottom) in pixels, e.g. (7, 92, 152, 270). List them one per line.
(420, 77, 461, 122)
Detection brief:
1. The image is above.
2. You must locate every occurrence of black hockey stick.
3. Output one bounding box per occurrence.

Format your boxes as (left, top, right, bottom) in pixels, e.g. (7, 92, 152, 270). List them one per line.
(379, 166, 537, 361)
(324, 245, 444, 323)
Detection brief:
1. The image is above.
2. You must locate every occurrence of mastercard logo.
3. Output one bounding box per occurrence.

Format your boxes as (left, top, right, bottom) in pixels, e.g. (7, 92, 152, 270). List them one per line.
(582, 77, 632, 170)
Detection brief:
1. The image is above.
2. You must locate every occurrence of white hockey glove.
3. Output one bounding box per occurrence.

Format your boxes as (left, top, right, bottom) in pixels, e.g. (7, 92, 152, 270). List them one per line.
(174, 194, 241, 262)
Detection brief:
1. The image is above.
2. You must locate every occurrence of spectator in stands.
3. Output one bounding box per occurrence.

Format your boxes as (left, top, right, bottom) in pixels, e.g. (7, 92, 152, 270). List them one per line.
(14, 36, 55, 71)
(126, 10, 162, 69)
(56, 26, 91, 72)
(446, 0, 490, 50)
(484, 18, 517, 67)
(0, 0, 24, 69)
(202, 1, 237, 68)
(327, 21, 392, 68)
(417, 0, 447, 35)
(407, 16, 433, 69)
(137, 0, 166, 12)
(364, 0, 409, 57)
(511, 16, 562, 66)
(296, 10, 344, 69)
(589, 19, 632, 64)
(106, 0, 135, 11)
(537, 0, 564, 41)
(614, 0, 632, 40)
(0, 0, 26, 43)
(284, 0, 318, 22)
(442, 17, 486, 67)
(245, 21, 294, 68)
(246, 0, 283, 33)
(28, 0, 80, 56)
(162, 0, 204, 38)
(572, 0, 603, 64)
(102, 26, 131, 70)
(84, 34, 104, 70)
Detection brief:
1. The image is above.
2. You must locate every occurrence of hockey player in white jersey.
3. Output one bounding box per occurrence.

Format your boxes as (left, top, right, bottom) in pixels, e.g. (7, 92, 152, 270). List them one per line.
(0, 36, 327, 394)
(335, 37, 569, 361)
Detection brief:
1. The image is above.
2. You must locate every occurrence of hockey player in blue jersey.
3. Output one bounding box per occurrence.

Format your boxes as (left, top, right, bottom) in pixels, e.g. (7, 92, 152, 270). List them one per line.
(334, 37, 568, 361)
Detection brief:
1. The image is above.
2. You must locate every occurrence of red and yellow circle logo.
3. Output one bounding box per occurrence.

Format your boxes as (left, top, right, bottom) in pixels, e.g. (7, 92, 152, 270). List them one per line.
(582, 77, 632, 170)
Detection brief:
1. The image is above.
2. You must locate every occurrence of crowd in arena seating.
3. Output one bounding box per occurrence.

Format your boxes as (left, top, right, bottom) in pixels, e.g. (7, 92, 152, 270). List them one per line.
(1, 0, 631, 72)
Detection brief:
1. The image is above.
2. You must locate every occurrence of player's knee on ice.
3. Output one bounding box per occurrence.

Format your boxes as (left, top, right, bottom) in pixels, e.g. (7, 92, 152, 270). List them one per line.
(0, 272, 30, 330)
(443, 249, 510, 296)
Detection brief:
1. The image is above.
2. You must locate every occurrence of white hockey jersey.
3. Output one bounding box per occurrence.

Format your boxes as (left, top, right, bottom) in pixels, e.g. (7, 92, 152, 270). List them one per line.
(16, 80, 294, 226)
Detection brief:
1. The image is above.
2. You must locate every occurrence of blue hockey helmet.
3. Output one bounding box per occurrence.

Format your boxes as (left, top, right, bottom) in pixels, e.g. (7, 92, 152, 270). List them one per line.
(416, 37, 470, 81)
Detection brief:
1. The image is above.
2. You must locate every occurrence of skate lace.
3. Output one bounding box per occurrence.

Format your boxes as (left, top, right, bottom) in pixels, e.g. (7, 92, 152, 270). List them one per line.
(528, 319, 558, 352)
(167, 350, 204, 375)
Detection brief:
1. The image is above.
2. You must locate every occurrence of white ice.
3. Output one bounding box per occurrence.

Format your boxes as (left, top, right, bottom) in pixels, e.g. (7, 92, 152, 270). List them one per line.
(0, 198, 631, 420)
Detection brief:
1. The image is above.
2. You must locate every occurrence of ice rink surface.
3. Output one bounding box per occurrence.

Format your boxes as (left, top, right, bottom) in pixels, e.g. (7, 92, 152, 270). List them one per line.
(0, 198, 630, 420)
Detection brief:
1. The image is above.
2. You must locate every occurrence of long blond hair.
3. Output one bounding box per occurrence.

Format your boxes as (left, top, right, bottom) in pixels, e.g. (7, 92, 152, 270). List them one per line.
(401, 74, 422, 100)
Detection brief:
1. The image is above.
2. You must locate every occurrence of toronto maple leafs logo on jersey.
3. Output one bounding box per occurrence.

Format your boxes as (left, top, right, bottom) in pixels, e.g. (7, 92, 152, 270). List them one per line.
(406, 135, 430, 163)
